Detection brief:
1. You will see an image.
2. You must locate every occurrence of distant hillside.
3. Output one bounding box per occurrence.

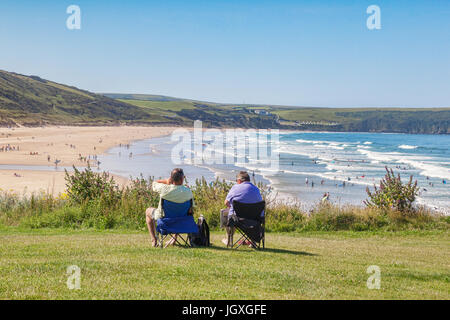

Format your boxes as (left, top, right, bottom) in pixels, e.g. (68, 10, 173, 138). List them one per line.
(0, 70, 157, 126)
(0, 71, 448, 133)
(272, 107, 450, 134)
(108, 94, 450, 134)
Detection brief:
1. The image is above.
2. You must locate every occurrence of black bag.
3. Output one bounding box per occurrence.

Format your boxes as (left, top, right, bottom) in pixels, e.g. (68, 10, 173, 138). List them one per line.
(189, 215, 210, 247)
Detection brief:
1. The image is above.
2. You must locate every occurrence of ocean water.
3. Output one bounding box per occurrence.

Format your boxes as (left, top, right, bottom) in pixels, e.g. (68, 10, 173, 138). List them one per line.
(98, 132, 450, 213)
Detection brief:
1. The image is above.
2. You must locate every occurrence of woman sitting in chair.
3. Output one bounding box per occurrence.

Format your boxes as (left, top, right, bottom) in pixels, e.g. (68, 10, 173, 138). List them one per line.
(145, 168, 194, 247)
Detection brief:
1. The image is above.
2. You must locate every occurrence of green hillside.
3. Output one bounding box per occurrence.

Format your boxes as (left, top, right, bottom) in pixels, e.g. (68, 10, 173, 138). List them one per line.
(0, 70, 155, 126)
(0, 70, 448, 133)
(272, 107, 450, 134)
(109, 94, 450, 134)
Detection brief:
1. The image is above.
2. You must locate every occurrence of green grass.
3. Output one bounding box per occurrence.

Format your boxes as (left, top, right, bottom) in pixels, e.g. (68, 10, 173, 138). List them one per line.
(1, 228, 448, 299)
(118, 99, 197, 112)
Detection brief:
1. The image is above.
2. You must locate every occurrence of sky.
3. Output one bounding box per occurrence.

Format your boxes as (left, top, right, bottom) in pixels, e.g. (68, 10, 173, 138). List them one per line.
(0, 0, 449, 107)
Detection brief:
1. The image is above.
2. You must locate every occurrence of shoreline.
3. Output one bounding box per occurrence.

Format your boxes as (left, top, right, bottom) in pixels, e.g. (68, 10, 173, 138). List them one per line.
(0, 126, 174, 195)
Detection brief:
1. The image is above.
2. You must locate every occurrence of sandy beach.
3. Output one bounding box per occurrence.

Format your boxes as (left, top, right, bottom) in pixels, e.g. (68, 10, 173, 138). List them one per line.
(0, 126, 174, 196)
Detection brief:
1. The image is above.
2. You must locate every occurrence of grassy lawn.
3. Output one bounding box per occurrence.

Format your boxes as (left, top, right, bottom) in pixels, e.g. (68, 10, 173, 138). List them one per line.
(0, 228, 448, 300)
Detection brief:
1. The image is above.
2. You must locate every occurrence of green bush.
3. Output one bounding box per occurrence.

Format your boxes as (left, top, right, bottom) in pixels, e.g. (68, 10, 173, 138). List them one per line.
(65, 166, 121, 207)
(265, 203, 305, 232)
(0, 168, 448, 232)
(364, 167, 419, 212)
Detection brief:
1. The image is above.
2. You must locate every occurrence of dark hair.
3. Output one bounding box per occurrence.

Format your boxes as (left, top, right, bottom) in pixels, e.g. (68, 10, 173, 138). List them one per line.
(236, 171, 250, 182)
(171, 168, 185, 183)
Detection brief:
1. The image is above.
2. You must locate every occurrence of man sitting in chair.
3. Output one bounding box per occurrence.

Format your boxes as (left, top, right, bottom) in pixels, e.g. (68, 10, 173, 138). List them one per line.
(221, 171, 263, 246)
(145, 168, 193, 247)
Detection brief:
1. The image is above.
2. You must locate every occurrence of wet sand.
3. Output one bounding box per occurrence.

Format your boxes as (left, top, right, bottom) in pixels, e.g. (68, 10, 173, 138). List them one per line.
(0, 126, 173, 196)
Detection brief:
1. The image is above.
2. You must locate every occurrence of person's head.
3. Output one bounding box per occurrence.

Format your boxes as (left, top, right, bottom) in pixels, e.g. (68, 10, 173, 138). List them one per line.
(236, 171, 251, 184)
(170, 168, 185, 185)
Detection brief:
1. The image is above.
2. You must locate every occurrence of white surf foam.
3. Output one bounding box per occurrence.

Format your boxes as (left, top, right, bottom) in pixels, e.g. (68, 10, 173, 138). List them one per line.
(399, 145, 418, 150)
(357, 149, 450, 180)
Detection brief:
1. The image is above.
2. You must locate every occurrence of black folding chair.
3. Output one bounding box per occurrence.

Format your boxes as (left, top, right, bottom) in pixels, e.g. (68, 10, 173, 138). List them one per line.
(227, 200, 266, 250)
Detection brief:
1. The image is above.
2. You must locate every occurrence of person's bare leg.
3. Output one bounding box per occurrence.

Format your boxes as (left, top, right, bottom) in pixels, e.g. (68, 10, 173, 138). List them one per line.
(145, 208, 158, 247)
(220, 209, 231, 246)
(226, 226, 235, 247)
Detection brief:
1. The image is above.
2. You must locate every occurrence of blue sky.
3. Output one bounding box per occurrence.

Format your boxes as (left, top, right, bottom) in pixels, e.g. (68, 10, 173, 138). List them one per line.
(0, 0, 449, 107)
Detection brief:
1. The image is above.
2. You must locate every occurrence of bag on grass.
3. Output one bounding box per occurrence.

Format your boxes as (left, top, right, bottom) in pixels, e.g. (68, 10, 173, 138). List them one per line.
(189, 215, 210, 247)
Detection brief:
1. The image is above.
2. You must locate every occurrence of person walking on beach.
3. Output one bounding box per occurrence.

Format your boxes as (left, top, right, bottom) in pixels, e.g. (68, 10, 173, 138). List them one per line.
(145, 168, 193, 247)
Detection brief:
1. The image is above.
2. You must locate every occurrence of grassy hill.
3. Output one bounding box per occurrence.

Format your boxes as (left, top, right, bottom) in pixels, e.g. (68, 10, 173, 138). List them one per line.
(107, 95, 280, 129)
(0, 70, 157, 126)
(272, 107, 450, 134)
(1, 70, 448, 133)
(108, 94, 450, 134)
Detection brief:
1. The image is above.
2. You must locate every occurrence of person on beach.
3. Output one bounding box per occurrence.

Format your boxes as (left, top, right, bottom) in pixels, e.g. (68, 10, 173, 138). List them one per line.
(220, 171, 263, 247)
(321, 192, 330, 204)
(145, 168, 194, 247)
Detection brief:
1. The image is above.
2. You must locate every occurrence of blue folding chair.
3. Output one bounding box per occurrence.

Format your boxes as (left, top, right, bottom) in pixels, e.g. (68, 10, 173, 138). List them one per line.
(156, 199, 198, 248)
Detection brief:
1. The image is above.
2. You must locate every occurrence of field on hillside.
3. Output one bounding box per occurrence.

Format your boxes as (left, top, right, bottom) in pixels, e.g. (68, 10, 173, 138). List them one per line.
(1, 228, 448, 300)
(117, 95, 450, 133)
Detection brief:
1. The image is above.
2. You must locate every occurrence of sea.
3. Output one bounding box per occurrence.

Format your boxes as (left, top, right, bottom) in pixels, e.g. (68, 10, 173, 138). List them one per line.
(97, 131, 450, 214)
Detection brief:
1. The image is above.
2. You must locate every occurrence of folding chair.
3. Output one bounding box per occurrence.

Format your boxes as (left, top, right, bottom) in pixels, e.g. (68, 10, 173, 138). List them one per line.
(156, 199, 198, 248)
(227, 200, 266, 250)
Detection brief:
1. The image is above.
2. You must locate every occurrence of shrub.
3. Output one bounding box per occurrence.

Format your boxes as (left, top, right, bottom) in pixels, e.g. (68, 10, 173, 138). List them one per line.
(190, 177, 233, 228)
(65, 166, 121, 206)
(364, 167, 419, 212)
(265, 202, 306, 232)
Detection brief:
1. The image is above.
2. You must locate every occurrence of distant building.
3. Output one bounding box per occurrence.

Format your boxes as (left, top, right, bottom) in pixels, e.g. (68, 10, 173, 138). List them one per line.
(253, 109, 271, 116)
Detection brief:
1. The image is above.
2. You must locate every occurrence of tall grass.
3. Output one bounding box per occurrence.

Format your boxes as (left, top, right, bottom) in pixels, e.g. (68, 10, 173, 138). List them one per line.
(0, 168, 448, 232)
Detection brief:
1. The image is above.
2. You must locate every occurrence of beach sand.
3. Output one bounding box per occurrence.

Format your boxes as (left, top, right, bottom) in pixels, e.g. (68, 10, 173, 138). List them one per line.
(0, 126, 174, 196)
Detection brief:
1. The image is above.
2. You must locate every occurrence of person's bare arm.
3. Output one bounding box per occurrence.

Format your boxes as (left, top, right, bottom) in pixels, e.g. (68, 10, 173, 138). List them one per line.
(225, 199, 231, 208)
(156, 178, 172, 184)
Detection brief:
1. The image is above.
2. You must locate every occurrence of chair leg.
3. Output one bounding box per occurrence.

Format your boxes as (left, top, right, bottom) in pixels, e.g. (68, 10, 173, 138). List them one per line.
(262, 228, 265, 249)
(164, 234, 175, 248)
(161, 234, 192, 248)
(175, 234, 190, 247)
(228, 232, 233, 248)
(232, 230, 249, 249)
(159, 235, 165, 249)
(261, 223, 265, 249)
(231, 227, 262, 250)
